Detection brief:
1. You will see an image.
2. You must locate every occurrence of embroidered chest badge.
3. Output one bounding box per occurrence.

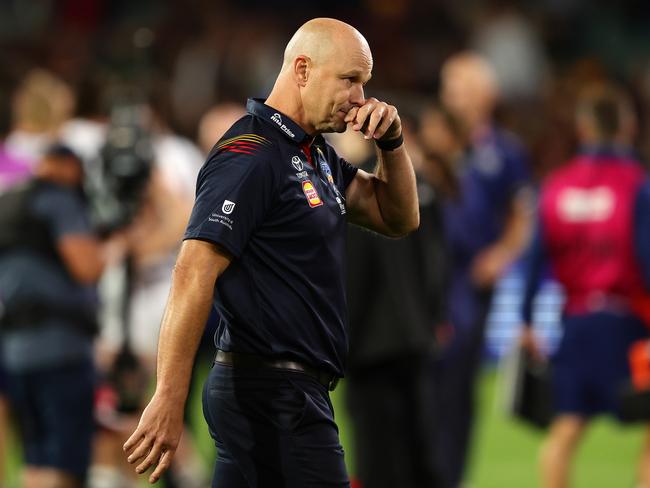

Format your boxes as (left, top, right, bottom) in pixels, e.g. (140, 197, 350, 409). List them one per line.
(302, 180, 323, 208)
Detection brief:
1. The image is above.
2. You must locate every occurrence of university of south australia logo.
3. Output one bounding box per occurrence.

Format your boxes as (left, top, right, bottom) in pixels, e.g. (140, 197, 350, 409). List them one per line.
(222, 200, 236, 214)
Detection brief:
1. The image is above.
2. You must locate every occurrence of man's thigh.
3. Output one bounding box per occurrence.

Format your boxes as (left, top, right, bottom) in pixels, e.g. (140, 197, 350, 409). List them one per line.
(203, 363, 349, 488)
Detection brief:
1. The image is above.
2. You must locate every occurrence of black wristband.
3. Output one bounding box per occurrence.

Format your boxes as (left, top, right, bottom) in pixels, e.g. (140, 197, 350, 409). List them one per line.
(375, 132, 403, 151)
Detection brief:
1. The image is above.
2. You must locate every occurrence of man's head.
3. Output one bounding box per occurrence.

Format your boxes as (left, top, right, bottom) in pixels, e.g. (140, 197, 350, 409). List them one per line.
(267, 18, 373, 135)
(198, 102, 247, 154)
(575, 82, 636, 146)
(440, 52, 498, 133)
(35, 144, 84, 187)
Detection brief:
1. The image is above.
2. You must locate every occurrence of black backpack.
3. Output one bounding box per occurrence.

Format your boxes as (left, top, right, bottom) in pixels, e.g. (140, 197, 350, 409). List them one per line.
(0, 179, 60, 262)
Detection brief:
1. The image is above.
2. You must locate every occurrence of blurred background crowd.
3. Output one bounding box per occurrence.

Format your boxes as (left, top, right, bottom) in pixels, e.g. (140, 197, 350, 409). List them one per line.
(2, 0, 650, 487)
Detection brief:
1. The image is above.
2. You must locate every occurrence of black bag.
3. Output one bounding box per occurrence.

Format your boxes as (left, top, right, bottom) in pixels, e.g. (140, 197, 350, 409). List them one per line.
(619, 383, 650, 422)
(501, 343, 554, 429)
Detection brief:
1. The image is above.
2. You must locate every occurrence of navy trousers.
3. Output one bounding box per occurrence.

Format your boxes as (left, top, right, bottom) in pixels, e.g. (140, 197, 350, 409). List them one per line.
(202, 362, 350, 488)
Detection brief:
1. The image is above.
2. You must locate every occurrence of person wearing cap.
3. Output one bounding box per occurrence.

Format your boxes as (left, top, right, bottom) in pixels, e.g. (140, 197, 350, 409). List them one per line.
(124, 17, 419, 487)
(0, 145, 126, 488)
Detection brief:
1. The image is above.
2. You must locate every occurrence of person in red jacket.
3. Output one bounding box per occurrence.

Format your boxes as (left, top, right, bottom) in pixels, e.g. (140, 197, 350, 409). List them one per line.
(521, 82, 650, 488)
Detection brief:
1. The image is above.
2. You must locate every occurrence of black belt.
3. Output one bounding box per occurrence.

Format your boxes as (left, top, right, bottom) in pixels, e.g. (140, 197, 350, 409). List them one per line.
(214, 350, 340, 391)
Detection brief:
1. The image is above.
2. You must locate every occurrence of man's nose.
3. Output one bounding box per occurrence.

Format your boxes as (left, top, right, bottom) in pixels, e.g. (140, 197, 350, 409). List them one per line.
(350, 83, 365, 106)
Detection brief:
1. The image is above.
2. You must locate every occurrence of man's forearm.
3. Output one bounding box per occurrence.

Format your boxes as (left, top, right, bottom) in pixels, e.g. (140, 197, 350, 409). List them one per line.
(155, 268, 211, 402)
(495, 189, 533, 257)
(373, 144, 419, 236)
(154, 241, 230, 403)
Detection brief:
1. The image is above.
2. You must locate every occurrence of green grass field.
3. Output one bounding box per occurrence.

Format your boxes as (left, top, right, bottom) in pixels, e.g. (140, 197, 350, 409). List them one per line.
(3, 366, 646, 487)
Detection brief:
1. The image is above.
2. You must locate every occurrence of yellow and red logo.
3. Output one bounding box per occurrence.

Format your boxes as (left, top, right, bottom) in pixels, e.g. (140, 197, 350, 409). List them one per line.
(302, 180, 323, 208)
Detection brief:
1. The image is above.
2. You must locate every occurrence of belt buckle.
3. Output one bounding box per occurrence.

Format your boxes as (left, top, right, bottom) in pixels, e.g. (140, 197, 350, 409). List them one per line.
(328, 376, 339, 392)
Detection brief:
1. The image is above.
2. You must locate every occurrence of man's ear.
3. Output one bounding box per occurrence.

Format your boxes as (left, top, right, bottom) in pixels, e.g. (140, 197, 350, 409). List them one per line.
(293, 56, 311, 87)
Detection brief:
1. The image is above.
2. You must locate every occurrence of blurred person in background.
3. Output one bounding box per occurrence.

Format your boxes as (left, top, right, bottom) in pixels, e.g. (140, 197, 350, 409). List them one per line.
(123, 17, 418, 486)
(0, 93, 31, 191)
(434, 51, 533, 488)
(418, 102, 467, 203)
(0, 83, 31, 488)
(197, 102, 247, 155)
(4, 69, 75, 166)
(521, 82, 650, 488)
(85, 100, 207, 488)
(0, 144, 126, 488)
(343, 118, 445, 488)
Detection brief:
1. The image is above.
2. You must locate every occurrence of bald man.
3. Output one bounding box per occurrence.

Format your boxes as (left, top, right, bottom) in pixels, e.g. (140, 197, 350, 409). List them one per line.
(124, 18, 418, 487)
(433, 52, 532, 487)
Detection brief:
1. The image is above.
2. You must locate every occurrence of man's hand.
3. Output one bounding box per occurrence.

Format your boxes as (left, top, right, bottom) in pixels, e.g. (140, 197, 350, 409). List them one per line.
(520, 326, 545, 363)
(344, 97, 401, 142)
(123, 392, 184, 484)
(471, 244, 511, 289)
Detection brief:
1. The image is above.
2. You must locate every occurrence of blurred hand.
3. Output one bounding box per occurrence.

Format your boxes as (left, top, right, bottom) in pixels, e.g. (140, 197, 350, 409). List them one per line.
(345, 97, 401, 142)
(471, 244, 511, 289)
(123, 392, 184, 484)
(102, 230, 130, 267)
(434, 322, 455, 349)
(520, 326, 545, 363)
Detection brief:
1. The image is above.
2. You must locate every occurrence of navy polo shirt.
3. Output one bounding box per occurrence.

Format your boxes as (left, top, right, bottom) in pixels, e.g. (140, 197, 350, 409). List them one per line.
(184, 98, 358, 376)
(444, 127, 530, 265)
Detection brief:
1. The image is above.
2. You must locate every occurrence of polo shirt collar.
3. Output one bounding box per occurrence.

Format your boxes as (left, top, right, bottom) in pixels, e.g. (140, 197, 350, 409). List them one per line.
(247, 98, 324, 146)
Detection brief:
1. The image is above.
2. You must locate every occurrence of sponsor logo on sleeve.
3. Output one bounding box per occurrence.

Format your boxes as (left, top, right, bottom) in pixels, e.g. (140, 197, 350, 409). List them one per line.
(206, 200, 236, 230)
(302, 180, 323, 208)
(222, 200, 236, 214)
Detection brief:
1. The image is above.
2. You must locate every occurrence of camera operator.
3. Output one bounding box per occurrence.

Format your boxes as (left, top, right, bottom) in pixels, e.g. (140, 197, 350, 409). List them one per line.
(0, 144, 126, 488)
(88, 103, 205, 488)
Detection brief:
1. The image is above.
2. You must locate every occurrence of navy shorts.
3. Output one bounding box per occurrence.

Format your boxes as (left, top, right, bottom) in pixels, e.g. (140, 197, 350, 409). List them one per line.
(552, 312, 648, 418)
(202, 362, 350, 488)
(6, 360, 96, 481)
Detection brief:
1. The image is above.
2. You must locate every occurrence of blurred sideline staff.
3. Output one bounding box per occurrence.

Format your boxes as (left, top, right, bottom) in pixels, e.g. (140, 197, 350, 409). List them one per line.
(0, 84, 31, 488)
(432, 51, 532, 488)
(0, 145, 126, 488)
(521, 83, 650, 488)
(86, 101, 206, 488)
(344, 122, 445, 488)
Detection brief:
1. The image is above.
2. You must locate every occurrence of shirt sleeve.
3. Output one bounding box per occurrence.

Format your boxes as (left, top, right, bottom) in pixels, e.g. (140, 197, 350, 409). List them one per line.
(502, 137, 532, 198)
(337, 156, 359, 192)
(521, 217, 547, 325)
(32, 187, 92, 240)
(183, 145, 278, 257)
(634, 180, 650, 289)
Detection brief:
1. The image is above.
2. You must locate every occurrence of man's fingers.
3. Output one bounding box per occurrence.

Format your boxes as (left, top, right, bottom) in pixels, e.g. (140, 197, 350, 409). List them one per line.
(126, 436, 154, 464)
(373, 111, 397, 140)
(123, 430, 144, 454)
(149, 449, 175, 484)
(349, 99, 399, 140)
(136, 442, 164, 474)
(344, 106, 359, 123)
(352, 108, 369, 131)
(363, 105, 386, 139)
